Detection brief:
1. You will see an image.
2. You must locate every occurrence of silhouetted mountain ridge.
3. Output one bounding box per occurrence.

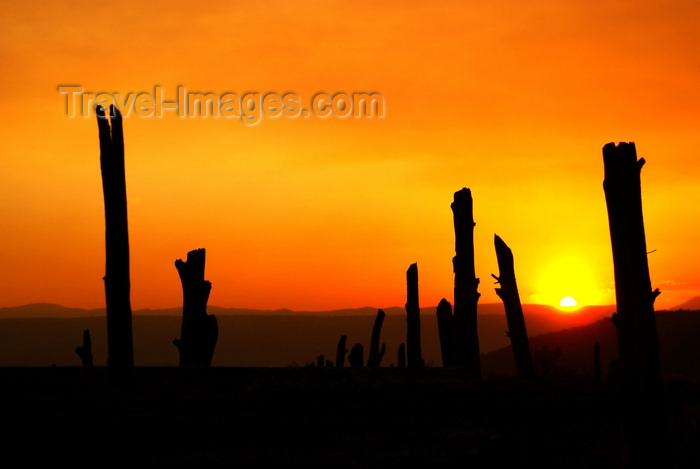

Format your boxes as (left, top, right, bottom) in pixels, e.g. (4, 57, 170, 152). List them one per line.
(0, 304, 613, 367)
(482, 309, 700, 379)
(672, 296, 700, 311)
(0, 302, 612, 319)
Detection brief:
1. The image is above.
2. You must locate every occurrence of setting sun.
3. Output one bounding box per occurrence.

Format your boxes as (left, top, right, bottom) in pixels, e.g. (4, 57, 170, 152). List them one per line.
(559, 296, 578, 308)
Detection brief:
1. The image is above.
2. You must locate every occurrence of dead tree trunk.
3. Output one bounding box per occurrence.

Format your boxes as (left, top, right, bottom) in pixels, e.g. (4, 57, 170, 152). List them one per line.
(405, 263, 424, 368)
(603, 142, 662, 394)
(451, 188, 481, 377)
(173, 248, 218, 367)
(335, 335, 348, 368)
(603, 142, 664, 465)
(75, 329, 93, 367)
(367, 309, 386, 367)
(493, 235, 533, 379)
(316, 355, 325, 367)
(348, 343, 364, 368)
(397, 343, 406, 368)
(97, 105, 133, 369)
(436, 298, 455, 367)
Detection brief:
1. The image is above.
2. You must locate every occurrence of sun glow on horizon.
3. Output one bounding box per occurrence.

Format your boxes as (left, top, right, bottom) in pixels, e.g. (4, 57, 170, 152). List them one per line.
(530, 254, 609, 312)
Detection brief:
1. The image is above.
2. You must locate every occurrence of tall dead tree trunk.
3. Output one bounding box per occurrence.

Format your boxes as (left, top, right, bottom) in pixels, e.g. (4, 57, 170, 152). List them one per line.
(603, 142, 662, 394)
(173, 248, 218, 367)
(97, 105, 133, 369)
(367, 309, 386, 367)
(602, 141, 664, 465)
(405, 263, 424, 368)
(492, 235, 533, 379)
(335, 335, 348, 368)
(435, 298, 455, 367)
(451, 188, 481, 377)
(75, 329, 93, 367)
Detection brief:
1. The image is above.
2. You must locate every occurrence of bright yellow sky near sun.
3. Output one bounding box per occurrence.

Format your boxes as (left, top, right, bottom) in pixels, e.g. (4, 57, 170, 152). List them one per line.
(0, 1, 698, 312)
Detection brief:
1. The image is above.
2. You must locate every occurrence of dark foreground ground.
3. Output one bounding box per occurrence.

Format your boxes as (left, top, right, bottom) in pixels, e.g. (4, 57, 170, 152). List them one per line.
(1, 367, 698, 467)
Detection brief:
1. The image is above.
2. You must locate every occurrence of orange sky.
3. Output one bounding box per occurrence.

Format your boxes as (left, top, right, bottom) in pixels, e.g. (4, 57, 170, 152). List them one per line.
(1, 1, 698, 312)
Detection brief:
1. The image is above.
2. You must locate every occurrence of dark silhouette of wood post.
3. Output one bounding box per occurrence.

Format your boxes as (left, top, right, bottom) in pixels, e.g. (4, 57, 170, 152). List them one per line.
(75, 329, 93, 367)
(397, 343, 406, 368)
(348, 343, 364, 367)
(603, 142, 662, 394)
(316, 355, 325, 367)
(594, 342, 601, 382)
(405, 263, 424, 368)
(335, 335, 348, 368)
(602, 142, 664, 465)
(97, 105, 133, 369)
(367, 309, 386, 367)
(451, 188, 481, 377)
(492, 235, 533, 379)
(173, 248, 218, 367)
(435, 298, 455, 367)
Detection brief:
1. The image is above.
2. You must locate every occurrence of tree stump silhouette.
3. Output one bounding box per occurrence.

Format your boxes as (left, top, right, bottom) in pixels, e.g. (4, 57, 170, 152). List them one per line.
(367, 309, 386, 367)
(75, 329, 93, 367)
(335, 335, 348, 368)
(405, 263, 424, 368)
(451, 188, 481, 377)
(435, 298, 455, 367)
(97, 105, 133, 369)
(348, 343, 364, 368)
(594, 342, 601, 382)
(173, 248, 218, 367)
(397, 343, 406, 368)
(492, 235, 533, 379)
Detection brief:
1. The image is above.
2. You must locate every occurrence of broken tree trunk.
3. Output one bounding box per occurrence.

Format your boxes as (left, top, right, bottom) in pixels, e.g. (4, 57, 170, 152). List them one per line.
(173, 248, 218, 367)
(493, 235, 533, 379)
(75, 329, 93, 367)
(603, 142, 662, 395)
(603, 142, 664, 465)
(435, 298, 455, 367)
(397, 343, 406, 368)
(335, 335, 348, 368)
(451, 188, 481, 377)
(348, 343, 364, 368)
(316, 355, 325, 367)
(367, 309, 386, 367)
(97, 105, 133, 369)
(405, 263, 424, 368)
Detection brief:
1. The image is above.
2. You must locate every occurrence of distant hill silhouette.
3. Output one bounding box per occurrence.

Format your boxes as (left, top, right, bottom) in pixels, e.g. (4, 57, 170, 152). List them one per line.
(11, 308, 700, 373)
(0, 302, 613, 320)
(0, 303, 615, 367)
(3, 308, 697, 377)
(671, 296, 700, 311)
(482, 309, 700, 379)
